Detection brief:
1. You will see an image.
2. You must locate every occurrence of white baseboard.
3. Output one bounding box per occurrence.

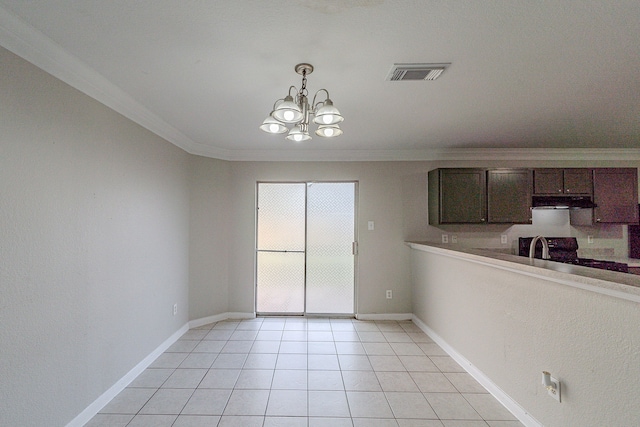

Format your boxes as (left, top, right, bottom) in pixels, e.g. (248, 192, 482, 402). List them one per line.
(70, 311, 538, 427)
(66, 323, 189, 427)
(411, 315, 543, 427)
(67, 312, 256, 426)
(356, 312, 413, 321)
(188, 312, 255, 328)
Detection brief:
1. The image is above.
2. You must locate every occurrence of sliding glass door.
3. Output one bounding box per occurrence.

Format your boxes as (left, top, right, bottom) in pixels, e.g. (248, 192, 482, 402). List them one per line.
(256, 182, 356, 315)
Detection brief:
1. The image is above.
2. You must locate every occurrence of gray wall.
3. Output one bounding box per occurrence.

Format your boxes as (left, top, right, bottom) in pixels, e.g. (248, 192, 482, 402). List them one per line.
(0, 48, 191, 425)
(188, 156, 230, 320)
(225, 161, 419, 315)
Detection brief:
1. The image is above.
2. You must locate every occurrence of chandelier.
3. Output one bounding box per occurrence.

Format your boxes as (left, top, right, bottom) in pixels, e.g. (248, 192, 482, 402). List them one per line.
(260, 63, 344, 142)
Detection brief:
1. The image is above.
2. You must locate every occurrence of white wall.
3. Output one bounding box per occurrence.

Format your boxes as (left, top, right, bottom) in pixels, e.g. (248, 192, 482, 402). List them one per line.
(0, 47, 190, 426)
(410, 247, 640, 427)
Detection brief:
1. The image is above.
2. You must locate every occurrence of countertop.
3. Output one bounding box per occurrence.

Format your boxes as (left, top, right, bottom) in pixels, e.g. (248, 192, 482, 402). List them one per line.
(603, 257, 640, 267)
(406, 241, 640, 303)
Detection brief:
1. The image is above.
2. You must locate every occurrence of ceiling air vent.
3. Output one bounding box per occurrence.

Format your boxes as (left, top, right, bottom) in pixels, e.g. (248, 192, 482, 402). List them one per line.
(386, 63, 450, 81)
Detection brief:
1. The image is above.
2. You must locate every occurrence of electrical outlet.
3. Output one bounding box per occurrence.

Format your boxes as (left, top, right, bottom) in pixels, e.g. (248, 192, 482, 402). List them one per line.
(386, 290, 393, 299)
(451, 235, 458, 244)
(587, 235, 594, 244)
(542, 372, 561, 402)
(173, 304, 177, 316)
(501, 235, 508, 244)
(442, 234, 449, 244)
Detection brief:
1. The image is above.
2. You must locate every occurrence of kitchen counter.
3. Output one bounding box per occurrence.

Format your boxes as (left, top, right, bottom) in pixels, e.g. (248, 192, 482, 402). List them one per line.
(406, 241, 640, 303)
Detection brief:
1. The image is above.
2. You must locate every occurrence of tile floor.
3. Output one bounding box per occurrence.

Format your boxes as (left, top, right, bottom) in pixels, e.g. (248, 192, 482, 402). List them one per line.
(86, 318, 524, 427)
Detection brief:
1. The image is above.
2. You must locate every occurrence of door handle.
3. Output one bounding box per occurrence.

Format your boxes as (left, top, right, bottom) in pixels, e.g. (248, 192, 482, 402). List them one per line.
(352, 241, 358, 255)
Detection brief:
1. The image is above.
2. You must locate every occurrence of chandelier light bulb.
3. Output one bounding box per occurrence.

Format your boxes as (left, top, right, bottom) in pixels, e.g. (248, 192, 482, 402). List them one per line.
(315, 124, 342, 138)
(259, 115, 288, 134)
(313, 99, 343, 126)
(283, 110, 295, 121)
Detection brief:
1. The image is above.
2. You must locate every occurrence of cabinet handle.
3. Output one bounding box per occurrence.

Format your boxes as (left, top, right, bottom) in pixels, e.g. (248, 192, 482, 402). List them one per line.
(596, 218, 601, 223)
(566, 189, 571, 193)
(481, 218, 486, 222)
(558, 189, 562, 193)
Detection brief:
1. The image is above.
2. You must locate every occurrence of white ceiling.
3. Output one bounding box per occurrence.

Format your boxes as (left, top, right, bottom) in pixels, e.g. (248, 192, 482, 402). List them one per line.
(1, 1, 639, 161)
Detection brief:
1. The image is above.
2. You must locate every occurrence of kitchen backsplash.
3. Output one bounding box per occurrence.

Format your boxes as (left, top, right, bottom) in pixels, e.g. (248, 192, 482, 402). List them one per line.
(417, 209, 631, 258)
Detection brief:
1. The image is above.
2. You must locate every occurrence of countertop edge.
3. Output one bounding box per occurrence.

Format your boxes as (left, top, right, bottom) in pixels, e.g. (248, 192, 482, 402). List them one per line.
(406, 241, 640, 303)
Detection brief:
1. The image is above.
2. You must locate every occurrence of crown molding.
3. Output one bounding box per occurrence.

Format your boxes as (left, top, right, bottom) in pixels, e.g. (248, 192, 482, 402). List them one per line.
(0, 6, 206, 155)
(2, 7, 639, 164)
(213, 147, 640, 162)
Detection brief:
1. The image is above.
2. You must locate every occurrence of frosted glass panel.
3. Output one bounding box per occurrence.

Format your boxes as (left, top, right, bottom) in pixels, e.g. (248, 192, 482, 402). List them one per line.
(256, 252, 305, 313)
(256, 183, 306, 313)
(306, 183, 355, 314)
(257, 183, 306, 251)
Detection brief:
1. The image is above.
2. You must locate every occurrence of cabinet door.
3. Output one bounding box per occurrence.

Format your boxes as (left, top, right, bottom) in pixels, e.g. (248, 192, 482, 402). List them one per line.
(593, 168, 639, 224)
(563, 169, 592, 194)
(533, 169, 563, 194)
(487, 169, 532, 223)
(431, 169, 486, 224)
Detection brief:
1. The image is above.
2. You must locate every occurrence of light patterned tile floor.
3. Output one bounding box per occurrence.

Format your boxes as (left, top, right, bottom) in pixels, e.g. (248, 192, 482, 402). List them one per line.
(86, 318, 524, 427)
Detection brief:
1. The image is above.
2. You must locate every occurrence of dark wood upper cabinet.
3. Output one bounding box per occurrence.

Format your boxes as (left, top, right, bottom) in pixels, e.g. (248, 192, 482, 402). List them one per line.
(429, 167, 638, 226)
(593, 168, 639, 224)
(563, 169, 593, 194)
(487, 169, 532, 223)
(533, 169, 592, 195)
(429, 168, 486, 224)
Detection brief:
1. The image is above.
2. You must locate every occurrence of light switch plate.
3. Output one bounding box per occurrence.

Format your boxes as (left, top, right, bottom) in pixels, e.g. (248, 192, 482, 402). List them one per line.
(587, 235, 594, 244)
(451, 235, 458, 244)
(368, 221, 374, 231)
(501, 235, 508, 244)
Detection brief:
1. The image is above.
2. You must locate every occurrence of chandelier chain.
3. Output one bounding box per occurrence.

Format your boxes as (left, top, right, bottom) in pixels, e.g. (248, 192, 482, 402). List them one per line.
(300, 69, 308, 98)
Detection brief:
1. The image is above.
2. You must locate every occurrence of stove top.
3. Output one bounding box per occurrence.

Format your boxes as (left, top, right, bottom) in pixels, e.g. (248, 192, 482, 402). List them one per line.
(565, 257, 629, 273)
(518, 237, 629, 273)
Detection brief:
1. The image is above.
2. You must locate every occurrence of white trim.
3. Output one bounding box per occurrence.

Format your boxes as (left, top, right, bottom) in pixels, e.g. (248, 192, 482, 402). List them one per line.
(355, 313, 413, 321)
(411, 316, 543, 427)
(0, 5, 209, 156)
(221, 147, 640, 162)
(188, 312, 255, 329)
(67, 312, 255, 426)
(65, 323, 189, 427)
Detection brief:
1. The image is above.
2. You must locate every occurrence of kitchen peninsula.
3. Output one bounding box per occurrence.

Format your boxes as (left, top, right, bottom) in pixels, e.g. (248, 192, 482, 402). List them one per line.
(407, 241, 640, 427)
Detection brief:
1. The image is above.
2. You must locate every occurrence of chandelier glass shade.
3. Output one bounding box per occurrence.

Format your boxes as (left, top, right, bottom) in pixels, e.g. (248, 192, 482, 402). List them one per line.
(261, 63, 343, 142)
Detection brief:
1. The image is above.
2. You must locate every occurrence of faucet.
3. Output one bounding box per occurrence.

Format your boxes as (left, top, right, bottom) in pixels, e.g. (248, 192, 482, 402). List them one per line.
(529, 236, 550, 259)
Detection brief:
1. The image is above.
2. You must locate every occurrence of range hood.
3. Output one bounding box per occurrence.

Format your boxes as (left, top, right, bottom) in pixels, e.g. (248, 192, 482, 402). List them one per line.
(531, 195, 597, 210)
